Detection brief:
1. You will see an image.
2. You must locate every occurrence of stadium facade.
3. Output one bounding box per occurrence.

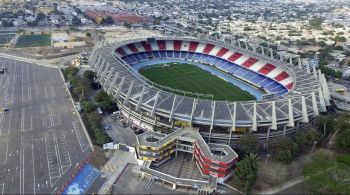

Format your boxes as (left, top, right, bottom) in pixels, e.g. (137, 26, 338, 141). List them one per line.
(88, 34, 331, 192)
(88, 35, 330, 144)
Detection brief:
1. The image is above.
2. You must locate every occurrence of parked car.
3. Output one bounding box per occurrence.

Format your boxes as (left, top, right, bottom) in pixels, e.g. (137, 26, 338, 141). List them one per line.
(104, 124, 112, 130)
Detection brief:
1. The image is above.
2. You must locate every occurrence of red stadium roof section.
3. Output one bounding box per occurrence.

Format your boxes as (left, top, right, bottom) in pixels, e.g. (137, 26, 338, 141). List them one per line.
(227, 52, 243, 62)
(189, 41, 199, 52)
(127, 43, 138, 53)
(116, 47, 127, 56)
(274, 71, 290, 82)
(242, 58, 258, 68)
(286, 82, 294, 90)
(216, 48, 229, 57)
(173, 40, 182, 51)
(203, 44, 215, 54)
(157, 40, 166, 50)
(259, 63, 276, 75)
(141, 41, 152, 52)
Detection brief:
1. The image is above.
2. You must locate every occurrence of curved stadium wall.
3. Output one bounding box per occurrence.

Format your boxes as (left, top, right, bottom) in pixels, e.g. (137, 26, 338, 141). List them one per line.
(88, 35, 331, 144)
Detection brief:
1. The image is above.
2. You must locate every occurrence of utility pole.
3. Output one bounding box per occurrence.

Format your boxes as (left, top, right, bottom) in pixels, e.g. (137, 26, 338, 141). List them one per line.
(264, 153, 270, 167)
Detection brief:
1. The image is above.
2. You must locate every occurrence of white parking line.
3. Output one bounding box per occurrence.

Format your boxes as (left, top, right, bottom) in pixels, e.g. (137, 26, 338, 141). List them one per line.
(0, 140, 8, 164)
(32, 144, 36, 195)
(73, 121, 87, 152)
(0, 183, 4, 195)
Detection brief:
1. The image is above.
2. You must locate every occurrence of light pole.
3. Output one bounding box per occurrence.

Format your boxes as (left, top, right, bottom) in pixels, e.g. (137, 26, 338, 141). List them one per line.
(310, 141, 318, 154)
(264, 153, 270, 167)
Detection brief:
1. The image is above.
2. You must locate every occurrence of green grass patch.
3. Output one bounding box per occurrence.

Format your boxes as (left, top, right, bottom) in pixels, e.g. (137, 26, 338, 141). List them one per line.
(303, 151, 350, 194)
(139, 63, 256, 101)
(15, 34, 51, 48)
(0, 34, 15, 45)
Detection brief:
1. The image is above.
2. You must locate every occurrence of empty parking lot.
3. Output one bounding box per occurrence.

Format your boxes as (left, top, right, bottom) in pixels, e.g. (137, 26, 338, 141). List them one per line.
(0, 57, 93, 194)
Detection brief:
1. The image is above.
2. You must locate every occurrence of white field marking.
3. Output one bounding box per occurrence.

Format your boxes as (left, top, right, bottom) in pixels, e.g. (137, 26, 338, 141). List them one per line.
(0, 140, 8, 164)
(0, 112, 3, 135)
(72, 121, 87, 152)
(50, 85, 55, 98)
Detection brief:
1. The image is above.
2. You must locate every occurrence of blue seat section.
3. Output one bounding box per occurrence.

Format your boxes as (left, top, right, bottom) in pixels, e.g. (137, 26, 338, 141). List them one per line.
(152, 51, 160, 58)
(166, 51, 173, 58)
(121, 50, 289, 97)
(180, 51, 187, 59)
(187, 52, 195, 59)
(62, 164, 100, 195)
(160, 51, 166, 58)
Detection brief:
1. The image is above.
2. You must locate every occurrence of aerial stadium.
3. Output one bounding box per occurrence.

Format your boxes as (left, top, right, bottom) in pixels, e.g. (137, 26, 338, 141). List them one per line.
(88, 33, 331, 191)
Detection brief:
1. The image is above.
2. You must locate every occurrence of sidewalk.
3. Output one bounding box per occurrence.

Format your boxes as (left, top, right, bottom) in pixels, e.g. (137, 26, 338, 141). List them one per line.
(257, 176, 305, 194)
(98, 150, 138, 194)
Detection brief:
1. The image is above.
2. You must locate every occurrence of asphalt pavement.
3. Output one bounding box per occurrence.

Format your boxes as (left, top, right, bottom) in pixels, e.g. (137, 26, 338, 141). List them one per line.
(0, 57, 93, 194)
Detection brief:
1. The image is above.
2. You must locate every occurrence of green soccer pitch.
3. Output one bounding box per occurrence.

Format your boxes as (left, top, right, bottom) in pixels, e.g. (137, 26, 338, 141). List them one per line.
(139, 63, 256, 101)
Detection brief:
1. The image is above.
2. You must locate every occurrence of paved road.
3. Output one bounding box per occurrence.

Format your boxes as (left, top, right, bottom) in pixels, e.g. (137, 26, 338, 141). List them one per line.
(0, 57, 93, 194)
(103, 115, 136, 146)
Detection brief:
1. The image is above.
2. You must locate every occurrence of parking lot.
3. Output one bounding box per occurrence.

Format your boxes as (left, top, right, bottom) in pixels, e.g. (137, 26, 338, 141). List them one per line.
(0, 57, 93, 194)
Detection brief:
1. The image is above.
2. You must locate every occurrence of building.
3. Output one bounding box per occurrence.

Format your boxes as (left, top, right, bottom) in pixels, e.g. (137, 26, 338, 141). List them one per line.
(89, 35, 330, 145)
(136, 127, 238, 192)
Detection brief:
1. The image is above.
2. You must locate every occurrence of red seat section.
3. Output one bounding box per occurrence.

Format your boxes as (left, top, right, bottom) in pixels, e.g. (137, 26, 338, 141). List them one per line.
(227, 52, 243, 62)
(259, 63, 276, 75)
(242, 58, 258, 68)
(141, 41, 152, 52)
(157, 40, 166, 50)
(173, 40, 182, 51)
(127, 43, 138, 53)
(274, 71, 290, 82)
(189, 41, 199, 52)
(286, 82, 294, 90)
(116, 48, 127, 56)
(203, 44, 215, 54)
(216, 48, 229, 57)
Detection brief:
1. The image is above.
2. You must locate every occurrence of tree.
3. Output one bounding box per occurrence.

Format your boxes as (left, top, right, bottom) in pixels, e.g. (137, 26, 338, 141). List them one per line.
(82, 101, 97, 113)
(83, 70, 96, 82)
(86, 111, 102, 129)
(94, 91, 115, 111)
(63, 66, 79, 78)
(269, 136, 299, 164)
(233, 153, 259, 193)
(237, 134, 259, 155)
(335, 129, 350, 153)
(293, 128, 324, 152)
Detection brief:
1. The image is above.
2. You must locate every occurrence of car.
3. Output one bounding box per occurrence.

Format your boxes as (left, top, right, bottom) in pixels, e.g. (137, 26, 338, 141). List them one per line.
(2, 108, 9, 112)
(104, 124, 112, 130)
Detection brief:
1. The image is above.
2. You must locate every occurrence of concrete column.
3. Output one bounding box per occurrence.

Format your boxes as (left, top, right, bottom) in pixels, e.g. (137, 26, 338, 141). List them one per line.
(312, 65, 317, 78)
(283, 125, 287, 136)
(123, 81, 134, 105)
(271, 101, 277, 130)
(251, 102, 257, 131)
(287, 98, 294, 127)
(311, 91, 319, 116)
(318, 87, 327, 112)
(301, 96, 309, 123)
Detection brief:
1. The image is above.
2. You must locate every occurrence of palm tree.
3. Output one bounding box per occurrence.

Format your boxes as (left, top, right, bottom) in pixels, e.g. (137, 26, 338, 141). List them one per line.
(244, 153, 259, 172)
